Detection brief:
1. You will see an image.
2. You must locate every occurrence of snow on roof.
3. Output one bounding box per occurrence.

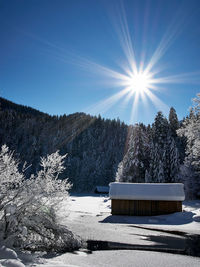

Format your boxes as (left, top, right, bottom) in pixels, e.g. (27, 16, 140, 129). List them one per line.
(109, 182, 185, 201)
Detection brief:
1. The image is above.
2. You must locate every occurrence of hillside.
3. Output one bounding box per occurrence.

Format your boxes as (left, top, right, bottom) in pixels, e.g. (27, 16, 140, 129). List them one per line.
(0, 97, 127, 191)
(1, 95, 199, 198)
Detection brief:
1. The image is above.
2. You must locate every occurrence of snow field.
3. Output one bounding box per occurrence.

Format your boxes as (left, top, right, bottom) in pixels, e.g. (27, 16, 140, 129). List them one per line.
(1, 195, 200, 266)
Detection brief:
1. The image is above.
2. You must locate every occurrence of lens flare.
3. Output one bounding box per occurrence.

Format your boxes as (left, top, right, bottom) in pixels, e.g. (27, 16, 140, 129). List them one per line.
(126, 72, 153, 93)
(26, 1, 200, 124)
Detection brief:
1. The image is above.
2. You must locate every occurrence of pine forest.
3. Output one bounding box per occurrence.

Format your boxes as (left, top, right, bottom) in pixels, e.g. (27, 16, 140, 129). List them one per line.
(0, 95, 200, 198)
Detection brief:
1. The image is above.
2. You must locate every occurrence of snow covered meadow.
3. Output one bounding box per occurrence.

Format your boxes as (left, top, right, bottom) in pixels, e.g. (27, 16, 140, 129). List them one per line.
(1, 194, 200, 267)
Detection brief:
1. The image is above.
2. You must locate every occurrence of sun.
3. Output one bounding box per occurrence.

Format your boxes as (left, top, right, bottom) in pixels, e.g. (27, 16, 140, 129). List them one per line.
(126, 71, 153, 93)
(70, 2, 200, 124)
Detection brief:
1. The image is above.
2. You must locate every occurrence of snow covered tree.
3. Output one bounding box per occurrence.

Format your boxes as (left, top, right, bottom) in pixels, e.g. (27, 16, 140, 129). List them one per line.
(146, 112, 168, 182)
(146, 111, 180, 183)
(145, 142, 161, 182)
(0, 145, 25, 212)
(116, 124, 149, 183)
(177, 93, 200, 198)
(0, 145, 80, 252)
(152, 111, 169, 147)
(163, 135, 180, 182)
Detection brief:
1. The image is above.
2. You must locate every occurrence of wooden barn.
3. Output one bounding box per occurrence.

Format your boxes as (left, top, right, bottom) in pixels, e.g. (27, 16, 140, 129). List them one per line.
(109, 182, 185, 216)
(94, 186, 109, 194)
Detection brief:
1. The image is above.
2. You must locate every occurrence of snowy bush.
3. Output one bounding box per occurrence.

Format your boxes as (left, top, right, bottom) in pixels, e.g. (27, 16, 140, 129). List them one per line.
(0, 145, 81, 252)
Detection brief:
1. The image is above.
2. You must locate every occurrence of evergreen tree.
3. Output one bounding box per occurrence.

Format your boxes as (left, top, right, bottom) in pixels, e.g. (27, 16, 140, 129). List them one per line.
(169, 107, 179, 137)
(145, 142, 160, 182)
(147, 111, 180, 183)
(163, 135, 180, 182)
(177, 93, 200, 198)
(116, 124, 149, 183)
(152, 111, 169, 147)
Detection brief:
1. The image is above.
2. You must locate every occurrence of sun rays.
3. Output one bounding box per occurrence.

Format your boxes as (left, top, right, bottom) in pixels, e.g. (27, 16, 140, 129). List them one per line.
(83, 59, 170, 123)
(17, 1, 200, 124)
(81, 2, 200, 124)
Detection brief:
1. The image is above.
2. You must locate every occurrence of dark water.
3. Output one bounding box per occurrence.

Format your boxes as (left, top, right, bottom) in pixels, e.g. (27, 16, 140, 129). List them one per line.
(86, 234, 200, 257)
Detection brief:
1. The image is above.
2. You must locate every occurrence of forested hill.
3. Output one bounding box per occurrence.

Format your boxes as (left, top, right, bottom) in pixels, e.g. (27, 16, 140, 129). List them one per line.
(1, 95, 200, 197)
(0, 97, 128, 191)
(0, 97, 47, 117)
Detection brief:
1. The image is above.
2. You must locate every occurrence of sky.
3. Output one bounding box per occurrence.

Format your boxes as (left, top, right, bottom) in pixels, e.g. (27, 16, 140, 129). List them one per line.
(1, 0, 200, 125)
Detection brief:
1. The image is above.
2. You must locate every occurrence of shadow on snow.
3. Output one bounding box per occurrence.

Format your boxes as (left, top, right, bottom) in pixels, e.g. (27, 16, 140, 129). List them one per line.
(99, 211, 196, 225)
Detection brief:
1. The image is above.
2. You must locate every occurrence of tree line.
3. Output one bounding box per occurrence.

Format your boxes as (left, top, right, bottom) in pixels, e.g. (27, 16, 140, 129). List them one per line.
(116, 94, 200, 199)
(0, 95, 200, 198)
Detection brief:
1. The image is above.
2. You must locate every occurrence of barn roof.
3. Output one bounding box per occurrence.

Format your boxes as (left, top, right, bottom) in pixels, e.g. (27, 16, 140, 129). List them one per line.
(109, 182, 185, 201)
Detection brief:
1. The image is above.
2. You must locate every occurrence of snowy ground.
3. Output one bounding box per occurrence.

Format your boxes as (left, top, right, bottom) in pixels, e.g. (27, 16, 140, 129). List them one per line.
(1, 194, 200, 266)
(64, 194, 200, 235)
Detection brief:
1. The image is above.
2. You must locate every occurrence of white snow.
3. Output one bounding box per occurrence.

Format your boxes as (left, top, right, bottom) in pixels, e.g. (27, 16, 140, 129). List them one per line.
(0, 246, 25, 267)
(109, 182, 185, 201)
(0, 246, 18, 260)
(0, 259, 25, 267)
(1, 195, 200, 266)
(35, 250, 200, 267)
(62, 195, 200, 236)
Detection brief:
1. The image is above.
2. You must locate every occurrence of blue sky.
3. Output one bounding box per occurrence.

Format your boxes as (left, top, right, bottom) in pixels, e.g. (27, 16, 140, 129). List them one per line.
(1, 0, 200, 125)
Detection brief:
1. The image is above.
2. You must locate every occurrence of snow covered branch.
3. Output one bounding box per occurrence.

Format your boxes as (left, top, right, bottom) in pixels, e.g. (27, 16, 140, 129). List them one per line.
(0, 145, 80, 252)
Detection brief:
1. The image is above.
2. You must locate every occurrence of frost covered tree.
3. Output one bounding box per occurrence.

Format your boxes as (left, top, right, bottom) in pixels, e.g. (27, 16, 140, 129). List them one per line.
(116, 124, 150, 183)
(146, 112, 168, 182)
(146, 111, 180, 183)
(163, 135, 180, 182)
(177, 93, 200, 198)
(152, 111, 169, 146)
(145, 142, 162, 182)
(0, 145, 80, 252)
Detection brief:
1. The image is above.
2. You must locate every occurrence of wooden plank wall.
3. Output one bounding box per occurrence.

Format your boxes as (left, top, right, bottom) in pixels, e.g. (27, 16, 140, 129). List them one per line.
(111, 199, 182, 216)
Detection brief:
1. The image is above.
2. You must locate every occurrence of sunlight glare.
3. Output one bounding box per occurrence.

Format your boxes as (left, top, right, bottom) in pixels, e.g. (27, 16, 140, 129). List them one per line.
(127, 72, 152, 93)
(36, 1, 200, 124)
